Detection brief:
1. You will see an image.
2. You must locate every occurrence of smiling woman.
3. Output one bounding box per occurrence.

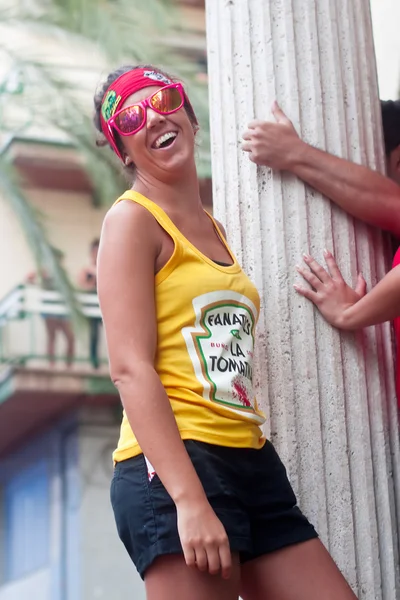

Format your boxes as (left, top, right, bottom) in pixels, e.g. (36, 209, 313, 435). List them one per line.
(93, 65, 356, 600)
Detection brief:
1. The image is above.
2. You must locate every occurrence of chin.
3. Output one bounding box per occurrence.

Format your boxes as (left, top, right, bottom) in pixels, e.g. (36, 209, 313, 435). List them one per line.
(159, 152, 195, 177)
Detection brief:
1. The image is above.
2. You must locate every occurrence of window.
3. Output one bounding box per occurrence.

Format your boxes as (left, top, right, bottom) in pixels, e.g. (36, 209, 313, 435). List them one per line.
(4, 460, 50, 580)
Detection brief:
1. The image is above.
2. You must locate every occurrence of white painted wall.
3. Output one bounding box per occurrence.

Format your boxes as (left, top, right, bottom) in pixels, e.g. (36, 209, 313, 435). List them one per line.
(78, 408, 146, 600)
(371, 0, 400, 99)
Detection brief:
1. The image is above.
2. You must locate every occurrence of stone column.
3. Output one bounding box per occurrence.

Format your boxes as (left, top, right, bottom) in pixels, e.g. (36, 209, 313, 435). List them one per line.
(206, 1, 400, 598)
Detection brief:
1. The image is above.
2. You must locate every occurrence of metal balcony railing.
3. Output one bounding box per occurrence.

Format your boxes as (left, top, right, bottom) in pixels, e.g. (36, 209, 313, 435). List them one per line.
(0, 284, 108, 371)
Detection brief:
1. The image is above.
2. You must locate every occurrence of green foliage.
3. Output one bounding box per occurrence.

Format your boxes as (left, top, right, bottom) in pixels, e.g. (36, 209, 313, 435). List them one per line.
(0, 0, 210, 317)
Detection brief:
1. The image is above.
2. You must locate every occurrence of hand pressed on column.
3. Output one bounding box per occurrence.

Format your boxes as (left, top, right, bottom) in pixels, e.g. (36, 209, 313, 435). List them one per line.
(242, 103, 400, 237)
(242, 101, 303, 170)
(295, 249, 400, 330)
(294, 250, 366, 329)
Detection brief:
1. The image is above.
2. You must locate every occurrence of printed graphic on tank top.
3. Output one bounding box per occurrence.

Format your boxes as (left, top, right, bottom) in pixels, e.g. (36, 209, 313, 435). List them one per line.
(182, 290, 263, 424)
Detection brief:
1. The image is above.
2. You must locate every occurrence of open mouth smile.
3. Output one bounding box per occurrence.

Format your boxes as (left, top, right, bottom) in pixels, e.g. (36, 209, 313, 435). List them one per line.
(152, 131, 178, 150)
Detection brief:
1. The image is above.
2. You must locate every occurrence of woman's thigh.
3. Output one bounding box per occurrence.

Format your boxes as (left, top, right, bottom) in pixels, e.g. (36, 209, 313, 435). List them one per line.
(145, 553, 241, 600)
(240, 538, 357, 600)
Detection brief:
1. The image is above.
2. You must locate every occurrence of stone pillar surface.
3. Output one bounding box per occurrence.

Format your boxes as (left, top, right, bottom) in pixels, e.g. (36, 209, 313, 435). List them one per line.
(206, 1, 400, 598)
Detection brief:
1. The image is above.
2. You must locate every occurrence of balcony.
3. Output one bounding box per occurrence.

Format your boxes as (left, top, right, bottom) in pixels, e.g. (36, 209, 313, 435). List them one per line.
(0, 285, 118, 457)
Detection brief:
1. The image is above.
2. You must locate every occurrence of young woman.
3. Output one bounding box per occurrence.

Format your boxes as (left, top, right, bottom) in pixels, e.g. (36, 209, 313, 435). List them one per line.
(94, 64, 357, 600)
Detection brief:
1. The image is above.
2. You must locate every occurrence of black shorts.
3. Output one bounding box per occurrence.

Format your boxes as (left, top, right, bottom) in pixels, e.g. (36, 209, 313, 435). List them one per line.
(111, 439, 318, 579)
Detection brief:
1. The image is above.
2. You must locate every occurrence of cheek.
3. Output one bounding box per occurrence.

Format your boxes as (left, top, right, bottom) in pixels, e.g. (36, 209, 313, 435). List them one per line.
(121, 131, 147, 162)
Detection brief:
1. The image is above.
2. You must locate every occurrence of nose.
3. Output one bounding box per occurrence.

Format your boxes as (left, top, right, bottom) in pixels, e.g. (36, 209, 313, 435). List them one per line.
(146, 107, 166, 128)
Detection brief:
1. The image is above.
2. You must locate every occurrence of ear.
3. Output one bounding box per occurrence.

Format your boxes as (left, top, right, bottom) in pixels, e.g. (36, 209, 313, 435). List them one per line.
(124, 155, 132, 166)
(193, 125, 200, 135)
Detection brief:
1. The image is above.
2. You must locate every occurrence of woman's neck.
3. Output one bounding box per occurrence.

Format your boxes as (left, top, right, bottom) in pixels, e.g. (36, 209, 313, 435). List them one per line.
(133, 164, 203, 217)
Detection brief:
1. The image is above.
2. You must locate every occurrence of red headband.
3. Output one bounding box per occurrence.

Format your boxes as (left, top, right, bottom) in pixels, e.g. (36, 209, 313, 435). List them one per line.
(100, 68, 195, 159)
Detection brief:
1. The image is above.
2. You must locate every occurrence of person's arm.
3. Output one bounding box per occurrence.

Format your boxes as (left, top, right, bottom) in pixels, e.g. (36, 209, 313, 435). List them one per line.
(242, 102, 400, 236)
(294, 250, 400, 329)
(97, 201, 231, 578)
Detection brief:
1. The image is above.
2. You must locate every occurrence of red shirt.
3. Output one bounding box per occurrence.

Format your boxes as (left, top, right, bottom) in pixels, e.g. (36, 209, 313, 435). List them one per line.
(392, 247, 400, 404)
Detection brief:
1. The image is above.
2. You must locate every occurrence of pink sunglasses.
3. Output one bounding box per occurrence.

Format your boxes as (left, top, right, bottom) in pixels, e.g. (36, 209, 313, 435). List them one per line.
(106, 83, 184, 158)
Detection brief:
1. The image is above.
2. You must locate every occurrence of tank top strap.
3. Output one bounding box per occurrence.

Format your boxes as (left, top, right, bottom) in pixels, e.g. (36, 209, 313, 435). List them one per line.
(114, 190, 183, 244)
(203, 210, 230, 249)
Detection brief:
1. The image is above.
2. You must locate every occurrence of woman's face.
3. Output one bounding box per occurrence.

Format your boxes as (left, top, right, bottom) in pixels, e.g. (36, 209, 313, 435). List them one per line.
(119, 85, 196, 181)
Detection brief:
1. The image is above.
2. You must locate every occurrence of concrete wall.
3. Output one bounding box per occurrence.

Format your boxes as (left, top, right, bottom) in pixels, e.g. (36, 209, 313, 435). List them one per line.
(78, 407, 146, 600)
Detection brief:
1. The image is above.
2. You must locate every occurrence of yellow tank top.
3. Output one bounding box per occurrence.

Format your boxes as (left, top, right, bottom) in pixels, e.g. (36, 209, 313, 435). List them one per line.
(113, 191, 266, 462)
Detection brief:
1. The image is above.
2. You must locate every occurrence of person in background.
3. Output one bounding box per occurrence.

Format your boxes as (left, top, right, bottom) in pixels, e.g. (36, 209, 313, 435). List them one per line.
(78, 238, 101, 369)
(242, 99, 400, 404)
(27, 251, 75, 368)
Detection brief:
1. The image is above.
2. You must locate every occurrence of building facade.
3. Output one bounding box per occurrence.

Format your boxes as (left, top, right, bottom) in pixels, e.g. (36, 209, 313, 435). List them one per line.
(0, 1, 207, 598)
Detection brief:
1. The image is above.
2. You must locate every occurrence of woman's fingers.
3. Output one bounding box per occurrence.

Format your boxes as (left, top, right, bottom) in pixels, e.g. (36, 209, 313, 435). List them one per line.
(177, 502, 232, 580)
(194, 547, 208, 572)
(218, 539, 232, 580)
(182, 545, 196, 569)
(296, 264, 322, 290)
(323, 249, 344, 281)
(187, 539, 232, 578)
(195, 539, 232, 579)
(355, 272, 367, 297)
(303, 254, 331, 283)
(293, 284, 319, 303)
(190, 541, 232, 579)
(205, 544, 221, 576)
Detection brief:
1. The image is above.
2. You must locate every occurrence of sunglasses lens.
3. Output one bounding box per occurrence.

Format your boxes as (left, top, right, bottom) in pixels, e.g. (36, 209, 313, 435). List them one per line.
(151, 87, 183, 113)
(115, 105, 144, 134)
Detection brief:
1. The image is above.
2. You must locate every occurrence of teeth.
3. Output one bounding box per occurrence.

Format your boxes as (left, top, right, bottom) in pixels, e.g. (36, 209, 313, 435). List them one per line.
(154, 131, 177, 149)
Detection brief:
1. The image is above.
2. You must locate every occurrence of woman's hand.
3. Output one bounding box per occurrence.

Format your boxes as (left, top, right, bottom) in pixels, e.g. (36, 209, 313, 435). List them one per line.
(294, 250, 366, 328)
(176, 497, 232, 579)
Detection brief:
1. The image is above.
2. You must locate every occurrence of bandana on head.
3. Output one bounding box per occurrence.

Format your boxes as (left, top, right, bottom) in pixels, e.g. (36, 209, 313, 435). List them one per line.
(100, 67, 195, 159)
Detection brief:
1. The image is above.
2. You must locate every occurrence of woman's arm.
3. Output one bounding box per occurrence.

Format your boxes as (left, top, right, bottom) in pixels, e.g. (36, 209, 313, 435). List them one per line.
(98, 201, 231, 578)
(294, 250, 400, 329)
